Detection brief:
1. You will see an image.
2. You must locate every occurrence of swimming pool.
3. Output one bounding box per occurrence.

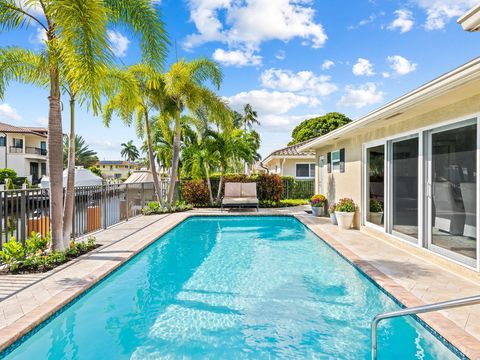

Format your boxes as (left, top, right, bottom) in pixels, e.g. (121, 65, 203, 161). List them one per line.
(2, 216, 459, 359)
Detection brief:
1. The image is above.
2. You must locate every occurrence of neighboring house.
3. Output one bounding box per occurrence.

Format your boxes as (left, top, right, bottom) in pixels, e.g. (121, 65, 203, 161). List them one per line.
(298, 57, 480, 271)
(0, 122, 48, 183)
(260, 141, 316, 179)
(95, 160, 139, 179)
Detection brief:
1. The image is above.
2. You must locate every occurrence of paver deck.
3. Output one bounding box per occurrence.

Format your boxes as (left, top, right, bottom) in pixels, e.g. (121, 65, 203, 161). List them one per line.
(0, 208, 478, 358)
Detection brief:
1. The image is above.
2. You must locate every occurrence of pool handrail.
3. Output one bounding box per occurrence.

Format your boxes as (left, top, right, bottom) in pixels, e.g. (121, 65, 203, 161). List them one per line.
(371, 294, 480, 359)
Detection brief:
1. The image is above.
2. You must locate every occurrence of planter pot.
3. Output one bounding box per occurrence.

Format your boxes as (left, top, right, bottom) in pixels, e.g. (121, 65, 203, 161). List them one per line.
(368, 212, 383, 226)
(335, 211, 355, 229)
(311, 206, 325, 217)
(329, 212, 337, 225)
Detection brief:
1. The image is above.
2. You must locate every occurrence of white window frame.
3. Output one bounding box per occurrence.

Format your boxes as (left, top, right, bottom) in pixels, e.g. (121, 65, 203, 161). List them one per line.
(331, 150, 341, 172)
(295, 163, 315, 179)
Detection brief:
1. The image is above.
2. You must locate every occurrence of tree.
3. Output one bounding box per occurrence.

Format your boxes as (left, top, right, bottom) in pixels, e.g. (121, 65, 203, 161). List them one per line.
(120, 140, 140, 172)
(240, 103, 259, 130)
(162, 58, 230, 207)
(103, 64, 167, 206)
(63, 135, 98, 168)
(0, 0, 168, 250)
(289, 112, 352, 145)
(88, 166, 103, 178)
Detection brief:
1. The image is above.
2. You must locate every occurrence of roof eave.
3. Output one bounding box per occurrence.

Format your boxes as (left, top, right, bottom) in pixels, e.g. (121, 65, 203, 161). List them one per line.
(458, 4, 480, 31)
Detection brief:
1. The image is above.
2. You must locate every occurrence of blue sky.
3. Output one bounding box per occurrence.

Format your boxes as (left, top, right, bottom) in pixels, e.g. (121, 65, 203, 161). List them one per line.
(0, 0, 479, 160)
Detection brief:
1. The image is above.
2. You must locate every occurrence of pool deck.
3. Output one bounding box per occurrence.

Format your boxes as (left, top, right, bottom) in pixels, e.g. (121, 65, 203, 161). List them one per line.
(0, 207, 479, 358)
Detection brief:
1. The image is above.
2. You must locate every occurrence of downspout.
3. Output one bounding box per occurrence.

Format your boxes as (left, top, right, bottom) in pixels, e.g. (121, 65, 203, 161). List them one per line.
(259, 161, 269, 174)
(0, 132, 6, 169)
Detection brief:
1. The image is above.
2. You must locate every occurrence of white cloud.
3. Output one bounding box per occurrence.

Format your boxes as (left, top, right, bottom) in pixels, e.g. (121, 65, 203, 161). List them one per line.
(337, 83, 384, 109)
(260, 113, 318, 129)
(107, 30, 130, 57)
(28, 27, 47, 45)
(382, 71, 391, 78)
(412, 0, 478, 30)
(184, 0, 327, 50)
(352, 58, 375, 76)
(35, 117, 48, 127)
(212, 48, 262, 67)
(348, 14, 376, 30)
(388, 9, 414, 33)
(225, 89, 319, 115)
(321, 59, 335, 70)
(90, 139, 116, 150)
(0, 104, 21, 121)
(260, 68, 337, 96)
(14, 0, 43, 15)
(387, 55, 417, 75)
(275, 50, 286, 60)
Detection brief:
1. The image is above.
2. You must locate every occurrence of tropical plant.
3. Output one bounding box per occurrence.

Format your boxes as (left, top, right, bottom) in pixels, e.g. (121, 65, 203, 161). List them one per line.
(88, 166, 103, 178)
(0, 0, 168, 250)
(162, 58, 230, 207)
(239, 103, 259, 130)
(63, 135, 98, 168)
(120, 140, 140, 172)
(369, 199, 383, 213)
(289, 112, 352, 145)
(335, 198, 356, 213)
(0, 168, 16, 184)
(181, 179, 210, 206)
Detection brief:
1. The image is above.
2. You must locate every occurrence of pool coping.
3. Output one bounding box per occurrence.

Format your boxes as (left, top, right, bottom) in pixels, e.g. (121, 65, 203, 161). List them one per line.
(0, 211, 478, 358)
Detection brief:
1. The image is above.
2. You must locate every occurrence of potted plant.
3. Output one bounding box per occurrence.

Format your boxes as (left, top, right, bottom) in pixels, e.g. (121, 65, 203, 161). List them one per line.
(335, 198, 356, 229)
(328, 202, 337, 225)
(310, 194, 327, 216)
(368, 199, 383, 225)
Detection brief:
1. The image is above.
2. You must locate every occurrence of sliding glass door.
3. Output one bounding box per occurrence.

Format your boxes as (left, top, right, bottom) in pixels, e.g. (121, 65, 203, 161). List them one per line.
(366, 145, 385, 227)
(427, 120, 477, 266)
(391, 137, 419, 242)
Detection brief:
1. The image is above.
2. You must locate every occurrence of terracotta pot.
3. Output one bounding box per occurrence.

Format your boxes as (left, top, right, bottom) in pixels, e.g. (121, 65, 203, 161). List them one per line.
(329, 212, 337, 225)
(335, 211, 354, 229)
(368, 212, 383, 226)
(311, 206, 325, 217)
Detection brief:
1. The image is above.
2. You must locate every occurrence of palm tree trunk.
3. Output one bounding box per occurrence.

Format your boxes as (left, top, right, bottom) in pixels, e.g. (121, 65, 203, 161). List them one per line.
(204, 163, 214, 205)
(62, 94, 76, 247)
(48, 66, 65, 251)
(215, 165, 225, 204)
(144, 111, 163, 206)
(167, 110, 182, 206)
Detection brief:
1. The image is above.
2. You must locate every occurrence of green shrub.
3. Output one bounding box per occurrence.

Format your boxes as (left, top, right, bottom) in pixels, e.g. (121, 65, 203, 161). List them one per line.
(256, 174, 283, 204)
(0, 237, 26, 270)
(335, 198, 356, 212)
(369, 199, 383, 212)
(182, 180, 210, 206)
(26, 232, 50, 255)
(142, 201, 192, 215)
(0, 169, 16, 184)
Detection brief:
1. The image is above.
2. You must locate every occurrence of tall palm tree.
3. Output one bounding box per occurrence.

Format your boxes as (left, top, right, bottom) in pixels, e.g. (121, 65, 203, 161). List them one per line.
(103, 65, 169, 206)
(63, 135, 98, 168)
(0, 0, 168, 250)
(241, 104, 260, 130)
(163, 58, 230, 206)
(120, 140, 140, 173)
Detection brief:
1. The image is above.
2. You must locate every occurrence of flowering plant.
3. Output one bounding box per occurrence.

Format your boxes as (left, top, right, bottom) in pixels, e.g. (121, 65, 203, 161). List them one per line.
(369, 199, 383, 213)
(328, 202, 336, 214)
(310, 194, 327, 207)
(335, 198, 356, 213)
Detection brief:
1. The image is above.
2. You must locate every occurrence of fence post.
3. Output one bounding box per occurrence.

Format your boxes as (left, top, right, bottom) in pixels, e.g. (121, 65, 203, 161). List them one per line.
(103, 185, 107, 230)
(141, 183, 145, 209)
(20, 190, 26, 245)
(0, 191, 3, 249)
(72, 189, 76, 241)
(125, 183, 129, 221)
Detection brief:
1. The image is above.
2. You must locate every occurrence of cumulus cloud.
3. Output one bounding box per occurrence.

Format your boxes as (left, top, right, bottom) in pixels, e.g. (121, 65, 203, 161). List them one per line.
(337, 83, 384, 109)
(388, 9, 414, 33)
(14, 0, 43, 15)
(321, 59, 335, 70)
(387, 55, 417, 75)
(184, 0, 327, 50)
(0, 104, 21, 122)
(347, 14, 377, 30)
(107, 30, 130, 57)
(260, 113, 319, 129)
(412, 0, 478, 30)
(225, 89, 319, 115)
(212, 48, 262, 67)
(352, 58, 375, 76)
(260, 68, 337, 96)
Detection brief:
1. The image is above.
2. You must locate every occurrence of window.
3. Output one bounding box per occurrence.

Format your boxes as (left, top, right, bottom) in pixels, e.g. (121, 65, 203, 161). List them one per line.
(0, 137, 5, 147)
(41, 162, 46, 176)
(114, 173, 122, 179)
(331, 150, 341, 171)
(296, 163, 315, 178)
(40, 141, 46, 155)
(12, 138, 23, 148)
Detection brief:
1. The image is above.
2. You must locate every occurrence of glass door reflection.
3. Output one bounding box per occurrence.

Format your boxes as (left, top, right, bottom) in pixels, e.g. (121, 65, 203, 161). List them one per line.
(366, 145, 385, 227)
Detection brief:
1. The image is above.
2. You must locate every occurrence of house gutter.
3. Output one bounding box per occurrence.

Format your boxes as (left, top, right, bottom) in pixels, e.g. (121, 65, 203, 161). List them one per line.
(458, 4, 480, 32)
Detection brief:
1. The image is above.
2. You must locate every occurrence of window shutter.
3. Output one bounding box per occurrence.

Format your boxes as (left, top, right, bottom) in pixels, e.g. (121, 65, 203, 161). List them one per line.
(339, 148, 345, 173)
(327, 152, 332, 173)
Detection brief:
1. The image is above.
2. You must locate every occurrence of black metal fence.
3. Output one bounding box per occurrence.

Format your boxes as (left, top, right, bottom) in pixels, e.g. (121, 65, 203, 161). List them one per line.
(282, 178, 315, 199)
(0, 182, 163, 248)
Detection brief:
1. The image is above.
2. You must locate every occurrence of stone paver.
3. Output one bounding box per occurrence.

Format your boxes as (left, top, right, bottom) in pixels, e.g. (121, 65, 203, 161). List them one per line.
(0, 207, 478, 358)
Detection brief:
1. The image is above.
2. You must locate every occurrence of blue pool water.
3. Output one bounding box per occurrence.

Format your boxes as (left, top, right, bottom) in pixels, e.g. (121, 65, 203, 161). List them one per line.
(3, 216, 458, 359)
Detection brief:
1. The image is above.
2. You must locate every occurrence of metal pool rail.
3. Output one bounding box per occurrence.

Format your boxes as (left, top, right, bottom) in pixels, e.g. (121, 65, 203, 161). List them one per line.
(371, 294, 480, 359)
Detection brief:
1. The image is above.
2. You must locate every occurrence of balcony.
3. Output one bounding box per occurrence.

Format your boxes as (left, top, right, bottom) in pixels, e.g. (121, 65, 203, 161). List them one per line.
(9, 146, 23, 153)
(25, 147, 47, 156)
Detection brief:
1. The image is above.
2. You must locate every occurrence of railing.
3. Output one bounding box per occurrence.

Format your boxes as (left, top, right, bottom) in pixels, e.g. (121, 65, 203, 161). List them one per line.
(282, 178, 315, 199)
(25, 146, 47, 156)
(371, 294, 480, 359)
(0, 181, 165, 247)
(9, 146, 22, 154)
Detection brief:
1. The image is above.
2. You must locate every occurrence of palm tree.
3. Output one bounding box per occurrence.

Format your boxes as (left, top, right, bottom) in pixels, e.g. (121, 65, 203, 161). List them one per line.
(120, 140, 140, 173)
(0, 0, 168, 250)
(241, 104, 260, 130)
(63, 135, 98, 168)
(103, 65, 169, 206)
(163, 58, 230, 206)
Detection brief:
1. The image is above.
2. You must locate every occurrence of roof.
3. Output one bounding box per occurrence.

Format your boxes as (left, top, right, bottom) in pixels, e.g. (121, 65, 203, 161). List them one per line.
(458, 3, 480, 31)
(0, 122, 48, 137)
(124, 170, 155, 184)
(97, 160, 136, 166)
(299, 56, 480, 152)
(262, 140, 315, 166)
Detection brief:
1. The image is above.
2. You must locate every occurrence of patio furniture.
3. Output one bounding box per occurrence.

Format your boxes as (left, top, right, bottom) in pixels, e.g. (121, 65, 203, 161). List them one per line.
(221, 182, 259, 212)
